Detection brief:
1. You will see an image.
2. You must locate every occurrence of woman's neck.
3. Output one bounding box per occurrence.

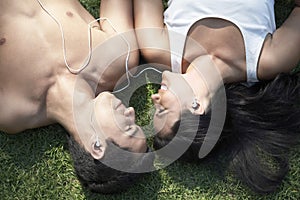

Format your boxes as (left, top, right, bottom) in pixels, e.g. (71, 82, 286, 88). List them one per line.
(182, 55, 224, 112)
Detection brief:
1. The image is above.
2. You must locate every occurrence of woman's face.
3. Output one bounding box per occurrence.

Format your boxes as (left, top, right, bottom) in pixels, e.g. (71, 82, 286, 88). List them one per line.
(151, 71, 194, 137)
(94, 92, 147, 153)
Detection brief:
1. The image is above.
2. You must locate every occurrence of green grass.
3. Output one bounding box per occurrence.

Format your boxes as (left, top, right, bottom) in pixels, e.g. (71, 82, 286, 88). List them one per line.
(1, 0, 300, 199)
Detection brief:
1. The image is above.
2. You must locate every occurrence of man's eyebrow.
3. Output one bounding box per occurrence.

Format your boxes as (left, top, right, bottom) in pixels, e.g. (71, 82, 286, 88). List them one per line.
(131, 125, 140, 136)
(107, 137, 132, 152)
(156, 109, 168, 118)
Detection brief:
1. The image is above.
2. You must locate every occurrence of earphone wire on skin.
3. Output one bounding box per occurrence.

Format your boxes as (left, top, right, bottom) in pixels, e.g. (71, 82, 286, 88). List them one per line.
(36, 0, 162, 144)
(36, 0, 162, 94)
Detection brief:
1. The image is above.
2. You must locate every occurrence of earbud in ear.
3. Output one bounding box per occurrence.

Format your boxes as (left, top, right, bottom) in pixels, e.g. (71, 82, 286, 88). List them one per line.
(91, 136, 105, 160)
(192, 97, 200, 110)
(94, 135, 101, 150)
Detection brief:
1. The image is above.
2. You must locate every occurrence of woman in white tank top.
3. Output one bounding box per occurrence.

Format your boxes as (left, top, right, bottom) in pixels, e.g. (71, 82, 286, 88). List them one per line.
(134, 0, 300, 146)
(134, 0, 300, 193)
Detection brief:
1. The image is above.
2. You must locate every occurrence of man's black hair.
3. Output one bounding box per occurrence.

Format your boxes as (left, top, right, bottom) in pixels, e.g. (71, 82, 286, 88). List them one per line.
(154, 72, 300, 193)
(67, 135, 154, 194)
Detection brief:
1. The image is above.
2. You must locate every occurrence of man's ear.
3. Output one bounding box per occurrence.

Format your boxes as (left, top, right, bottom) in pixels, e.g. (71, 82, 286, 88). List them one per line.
(90, 141, 106, 160)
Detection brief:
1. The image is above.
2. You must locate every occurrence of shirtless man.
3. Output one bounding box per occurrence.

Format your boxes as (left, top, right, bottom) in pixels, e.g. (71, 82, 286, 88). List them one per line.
(0, 0, 154, 194)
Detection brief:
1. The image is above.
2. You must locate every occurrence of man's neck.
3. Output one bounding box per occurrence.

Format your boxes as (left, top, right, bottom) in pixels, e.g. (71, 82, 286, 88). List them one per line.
(46, 75, 94, 134)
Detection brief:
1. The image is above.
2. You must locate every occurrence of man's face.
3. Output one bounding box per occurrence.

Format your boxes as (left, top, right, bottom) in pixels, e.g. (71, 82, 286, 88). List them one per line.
(94, 92, 147, 153)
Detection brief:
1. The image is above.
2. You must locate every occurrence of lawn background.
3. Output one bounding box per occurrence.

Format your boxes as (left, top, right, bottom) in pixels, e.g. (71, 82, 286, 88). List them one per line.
(0, 0, 299, 199)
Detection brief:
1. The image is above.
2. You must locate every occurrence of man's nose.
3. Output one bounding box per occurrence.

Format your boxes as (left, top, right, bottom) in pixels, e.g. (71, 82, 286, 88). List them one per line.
(124, 107, 135, 117)
(151, 93, 160, 103)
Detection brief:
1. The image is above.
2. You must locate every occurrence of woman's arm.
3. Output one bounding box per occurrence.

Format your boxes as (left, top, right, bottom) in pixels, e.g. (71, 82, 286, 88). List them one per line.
(133, 0, 170, 65)
(99, 0, 134, 34)
(98, 0, 139, 79)
(134, 0, 165, 29)
(258, 5, 300, 80)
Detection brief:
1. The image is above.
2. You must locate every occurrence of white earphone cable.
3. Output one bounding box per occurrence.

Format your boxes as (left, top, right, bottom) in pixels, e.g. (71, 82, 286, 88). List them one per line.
(36, 0, 161, 92)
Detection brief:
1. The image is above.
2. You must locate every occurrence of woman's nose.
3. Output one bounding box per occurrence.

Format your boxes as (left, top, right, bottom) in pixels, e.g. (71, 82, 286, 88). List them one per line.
(162, 70, 171, 78)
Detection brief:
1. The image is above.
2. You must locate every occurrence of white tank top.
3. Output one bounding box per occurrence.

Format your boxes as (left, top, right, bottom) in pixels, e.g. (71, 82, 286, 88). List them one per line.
(164, 0, 276, 82)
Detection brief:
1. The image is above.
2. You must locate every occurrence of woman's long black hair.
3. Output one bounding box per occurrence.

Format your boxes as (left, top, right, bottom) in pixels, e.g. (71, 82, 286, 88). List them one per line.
(224, 72, 300, 193)
(154, 72, 300, 193)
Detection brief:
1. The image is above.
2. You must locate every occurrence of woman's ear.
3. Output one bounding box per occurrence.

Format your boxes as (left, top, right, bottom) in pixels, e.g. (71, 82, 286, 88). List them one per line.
(189, 105, 205, 115)
(188, 98, 205, 115)
(90, 140, 106, 160)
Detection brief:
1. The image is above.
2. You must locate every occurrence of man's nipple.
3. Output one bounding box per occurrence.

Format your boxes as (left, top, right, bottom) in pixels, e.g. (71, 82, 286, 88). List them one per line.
(66, 11, 74, 17)
(0, 38, 6, 46)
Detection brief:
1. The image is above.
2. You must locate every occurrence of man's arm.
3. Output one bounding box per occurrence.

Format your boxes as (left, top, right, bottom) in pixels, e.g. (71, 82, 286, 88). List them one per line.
(258, 5, 300, 79)
(133, 0, 170, 65)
